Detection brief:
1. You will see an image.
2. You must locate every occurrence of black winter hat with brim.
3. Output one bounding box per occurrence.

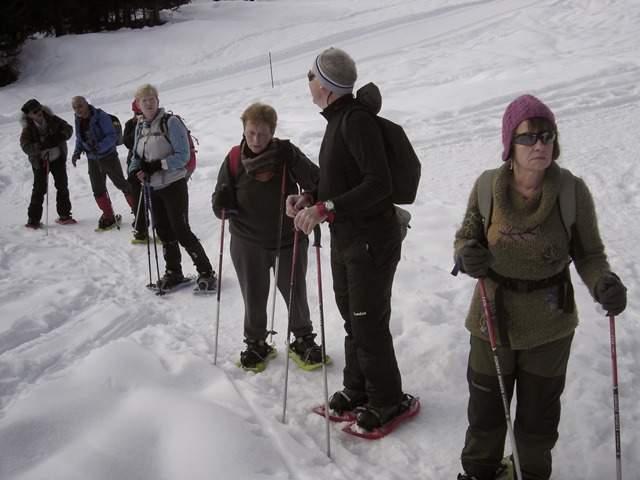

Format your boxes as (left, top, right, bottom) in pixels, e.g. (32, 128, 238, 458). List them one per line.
(21, 99, 42, 114)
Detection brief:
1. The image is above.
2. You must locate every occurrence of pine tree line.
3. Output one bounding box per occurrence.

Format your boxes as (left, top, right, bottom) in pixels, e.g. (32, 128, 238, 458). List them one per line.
(0, 0, 190, 87)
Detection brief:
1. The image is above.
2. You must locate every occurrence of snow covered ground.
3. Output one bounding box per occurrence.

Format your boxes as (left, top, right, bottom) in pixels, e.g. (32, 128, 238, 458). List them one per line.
(1, 0, 639, 479)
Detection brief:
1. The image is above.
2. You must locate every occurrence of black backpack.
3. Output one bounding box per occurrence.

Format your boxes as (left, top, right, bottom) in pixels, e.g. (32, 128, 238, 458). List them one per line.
(341, 82, 421, 205)
(97, 109, 124, 146)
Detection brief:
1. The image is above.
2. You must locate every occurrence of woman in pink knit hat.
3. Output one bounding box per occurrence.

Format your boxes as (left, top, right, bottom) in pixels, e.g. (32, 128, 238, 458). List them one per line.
(452, 94, 627, 480)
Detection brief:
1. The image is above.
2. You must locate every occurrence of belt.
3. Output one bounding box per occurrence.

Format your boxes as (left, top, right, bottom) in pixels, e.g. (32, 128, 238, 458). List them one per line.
(487, 264, 574, 347)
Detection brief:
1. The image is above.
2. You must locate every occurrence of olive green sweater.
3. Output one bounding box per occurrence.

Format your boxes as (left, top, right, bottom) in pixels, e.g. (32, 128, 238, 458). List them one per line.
(454, 161, 611, 349)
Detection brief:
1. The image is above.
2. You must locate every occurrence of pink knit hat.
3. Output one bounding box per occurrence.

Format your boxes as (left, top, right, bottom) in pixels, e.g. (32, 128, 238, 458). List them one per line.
(502, 94, 556, 161)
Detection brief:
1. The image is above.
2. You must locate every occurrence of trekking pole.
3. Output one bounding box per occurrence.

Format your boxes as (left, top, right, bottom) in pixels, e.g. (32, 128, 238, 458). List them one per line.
(212, 208, 226, 366)
(141, 179, 153, 288)
(268, 164, 288, 345)
(44, 153, 50, 236)
(609, 314, 622, 480)
(144, 179, 163, 294)
(133, 186, 144, 233)
(281, 229, 300, 424)
(477, 278, 523, 480)
(313, 224, 331, 458)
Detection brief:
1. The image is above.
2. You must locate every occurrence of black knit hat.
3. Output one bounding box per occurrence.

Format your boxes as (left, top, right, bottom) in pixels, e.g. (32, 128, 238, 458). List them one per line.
(21, 99, 42, 114)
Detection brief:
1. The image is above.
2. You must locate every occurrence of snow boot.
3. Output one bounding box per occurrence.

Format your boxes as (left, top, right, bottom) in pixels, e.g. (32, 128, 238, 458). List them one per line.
(240, 339, 274, 370)
(95, 193, 116, 229)
(356, 394, 412, 431)
(457, 457, 513, 480)
(55, 215, 76, 225)
(157, 270, 185, 290)
(329, 388, 368, 414)
(25, 218, 42, 229)
(289, 333, 323, 365)
(196, 271, 217, 292)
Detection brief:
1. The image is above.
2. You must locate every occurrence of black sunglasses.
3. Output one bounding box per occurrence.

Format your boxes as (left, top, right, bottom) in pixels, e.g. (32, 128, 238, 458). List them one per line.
(513, 131, 556, 147)
(307, 70, 315, 81)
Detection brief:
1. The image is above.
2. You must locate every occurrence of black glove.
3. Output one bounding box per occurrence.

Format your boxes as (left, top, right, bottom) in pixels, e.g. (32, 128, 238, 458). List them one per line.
(140, 160, 163, 175)
(128, 169, 142, 183)
(459, 239, 493, 278)
(71, 150, 81, 167)
(212, 184, 236, 213)
(594, 272, 627, 316)
(89, 145, 100, 155)
(41, 134, 59, 149)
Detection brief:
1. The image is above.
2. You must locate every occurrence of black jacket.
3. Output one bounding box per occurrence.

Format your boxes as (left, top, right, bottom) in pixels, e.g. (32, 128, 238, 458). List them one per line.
(315, 94, 394, 223)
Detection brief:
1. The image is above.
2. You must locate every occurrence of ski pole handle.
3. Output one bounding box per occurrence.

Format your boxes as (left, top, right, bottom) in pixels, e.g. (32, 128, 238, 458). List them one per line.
(313, 224, 322, 248)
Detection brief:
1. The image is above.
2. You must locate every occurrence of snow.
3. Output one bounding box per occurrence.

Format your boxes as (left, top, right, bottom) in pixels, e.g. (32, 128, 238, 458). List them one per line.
(1, 0, 639, 478)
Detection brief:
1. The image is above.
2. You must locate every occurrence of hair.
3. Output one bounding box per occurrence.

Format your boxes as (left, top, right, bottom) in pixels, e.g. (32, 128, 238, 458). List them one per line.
(135, 83, 159, 102)
(240, 102, 278, 133)
(512, 116, 561, 161)
(71, 96, 88, 107)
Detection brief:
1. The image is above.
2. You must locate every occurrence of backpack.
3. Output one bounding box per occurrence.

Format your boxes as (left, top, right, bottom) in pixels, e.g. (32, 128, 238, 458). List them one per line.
(160, 112, 199, 179)
(97, 109, 124, 146)
(341, 82, 421, 205)
(477, 167, 577, 242)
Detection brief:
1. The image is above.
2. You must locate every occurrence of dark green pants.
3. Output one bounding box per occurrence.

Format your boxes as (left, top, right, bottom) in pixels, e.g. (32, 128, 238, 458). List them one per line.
(461, 333, 574, 480)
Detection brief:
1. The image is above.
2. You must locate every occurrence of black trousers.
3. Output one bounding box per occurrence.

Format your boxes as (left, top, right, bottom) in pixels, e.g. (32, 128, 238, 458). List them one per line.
(329, 212, 403, 407)
(150, 178, 212, 274)
(87, 152, 130, 198)
(28, 159, 71, 221)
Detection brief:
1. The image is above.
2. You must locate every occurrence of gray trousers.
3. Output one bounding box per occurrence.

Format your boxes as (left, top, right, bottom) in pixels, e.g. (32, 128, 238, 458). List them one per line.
(230, 235, 313, 342)
(461, 332, 574, 480)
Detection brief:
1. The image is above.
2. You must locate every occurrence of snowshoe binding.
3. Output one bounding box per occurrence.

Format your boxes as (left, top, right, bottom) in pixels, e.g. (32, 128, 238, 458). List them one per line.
(288, 333, 332, 371)
(237, 339, 277, 373)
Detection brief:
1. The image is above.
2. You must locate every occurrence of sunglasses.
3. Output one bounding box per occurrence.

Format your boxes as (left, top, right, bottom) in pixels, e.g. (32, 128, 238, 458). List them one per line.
(513, 131, 556, 147)
(307, 70, 316, 81)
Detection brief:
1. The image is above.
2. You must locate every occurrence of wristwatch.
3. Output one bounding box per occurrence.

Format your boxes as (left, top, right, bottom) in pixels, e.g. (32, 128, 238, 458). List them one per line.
(323, 200, 335, 213)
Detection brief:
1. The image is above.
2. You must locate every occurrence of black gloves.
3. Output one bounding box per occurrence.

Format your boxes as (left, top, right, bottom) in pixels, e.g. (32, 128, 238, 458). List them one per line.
(594, 272, 627, 316)
(140, 160, 162, 175)
(41, 134, 59, 149)
(212, 183, 237, 214)
(459, 239, 493, 278)
(71, 150, 81, 167)
(128, 169, 141, 183)
(89, 145, 100, 155)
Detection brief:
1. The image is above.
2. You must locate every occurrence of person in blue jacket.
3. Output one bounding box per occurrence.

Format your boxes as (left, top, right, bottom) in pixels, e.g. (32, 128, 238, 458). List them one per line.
(129, 83, 216, 292)
(71, 96, 133, 230)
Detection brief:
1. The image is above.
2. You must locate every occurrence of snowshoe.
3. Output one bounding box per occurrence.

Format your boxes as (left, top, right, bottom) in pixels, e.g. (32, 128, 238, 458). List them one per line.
(457, 457, 513, 480)
(342, 394, 420, 439)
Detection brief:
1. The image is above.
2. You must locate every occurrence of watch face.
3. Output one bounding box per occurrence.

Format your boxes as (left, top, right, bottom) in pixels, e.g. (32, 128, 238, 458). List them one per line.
(325, 200, 334, 212)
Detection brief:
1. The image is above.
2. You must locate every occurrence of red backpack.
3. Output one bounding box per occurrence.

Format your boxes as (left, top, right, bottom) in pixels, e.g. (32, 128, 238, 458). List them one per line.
(160, 112, 198, 179)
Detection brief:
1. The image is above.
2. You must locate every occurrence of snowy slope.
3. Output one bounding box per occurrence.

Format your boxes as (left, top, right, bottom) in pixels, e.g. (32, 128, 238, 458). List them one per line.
(0, 1, 639, 479)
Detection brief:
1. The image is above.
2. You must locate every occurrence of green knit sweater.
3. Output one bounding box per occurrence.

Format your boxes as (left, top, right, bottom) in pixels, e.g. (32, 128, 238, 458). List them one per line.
(454, 161, 611, 349)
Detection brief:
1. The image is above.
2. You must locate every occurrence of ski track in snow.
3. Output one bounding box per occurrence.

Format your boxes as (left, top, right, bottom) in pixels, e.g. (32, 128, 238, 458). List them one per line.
(1, 0, 640, 479)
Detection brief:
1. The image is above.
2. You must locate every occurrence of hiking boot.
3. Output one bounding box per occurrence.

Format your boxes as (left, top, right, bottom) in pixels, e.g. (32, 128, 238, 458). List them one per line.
(158, 270, 184, 289)
(289, 333, 323, 364)
(456, 474, 479, 480)
(240, 339, 274, 369)
(329, 388, 368, 414)
(196, 271, 217, 291)
(98, 214, 116, 229)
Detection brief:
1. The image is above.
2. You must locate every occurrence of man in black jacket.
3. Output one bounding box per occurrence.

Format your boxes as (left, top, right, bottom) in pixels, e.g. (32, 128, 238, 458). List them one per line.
(286, 47, 411, 431)
(20, 99, 75, 228)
